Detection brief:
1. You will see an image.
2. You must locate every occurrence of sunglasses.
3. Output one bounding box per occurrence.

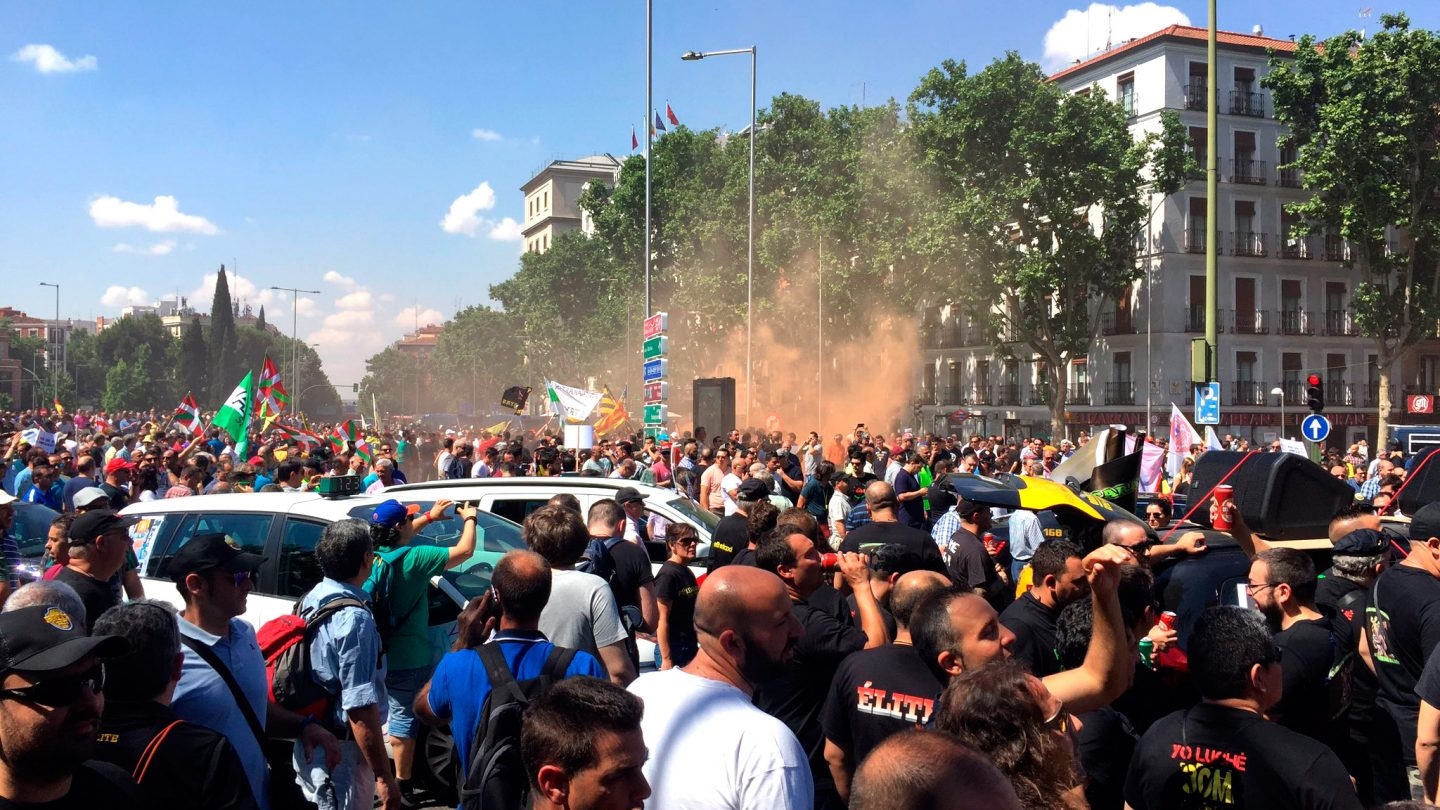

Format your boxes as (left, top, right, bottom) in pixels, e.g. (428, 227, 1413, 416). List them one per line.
(0, 664, 105, 708)
(226, 570, 255, 588)
(1145, 511, 1165, 520)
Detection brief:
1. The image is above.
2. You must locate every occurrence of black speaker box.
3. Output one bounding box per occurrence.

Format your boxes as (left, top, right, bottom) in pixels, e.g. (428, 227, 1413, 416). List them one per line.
(693, 377, 736, 438)
(1400, 448, 1440, 517)
(1189, 450, 1354, 540)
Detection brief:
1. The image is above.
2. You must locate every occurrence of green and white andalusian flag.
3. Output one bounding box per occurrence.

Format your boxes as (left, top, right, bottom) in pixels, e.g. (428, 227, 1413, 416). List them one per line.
(213, 371, 255, 457)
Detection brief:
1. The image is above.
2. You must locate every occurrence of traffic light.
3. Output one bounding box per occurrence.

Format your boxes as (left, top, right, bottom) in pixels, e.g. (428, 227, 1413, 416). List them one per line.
(352, 383, 359, 393)
(1306, 373, 1324, 413)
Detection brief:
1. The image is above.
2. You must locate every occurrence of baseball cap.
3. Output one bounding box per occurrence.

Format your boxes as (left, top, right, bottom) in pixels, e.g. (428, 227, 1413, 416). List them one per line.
(105, 458, 136, 475)
(164, 532, 267, 582)
(737, 478, 770, 501)
(957, 498, 988, 519)
(614, 486, 645, 505)
(1332, 528, 1386, 556)
(72, 487, 111, 510)
(370, 499, 421, 529)
(1410, 503, 1440, 544)
(67, 509, 140, 545)
(0, 491, 15, 507)
(0, 605, 128, 676)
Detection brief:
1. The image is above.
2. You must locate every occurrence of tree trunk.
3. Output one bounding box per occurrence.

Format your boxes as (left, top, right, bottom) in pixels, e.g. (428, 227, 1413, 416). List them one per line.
(1050, 359, 1069, 441)
(1377, 352, 1394, 449)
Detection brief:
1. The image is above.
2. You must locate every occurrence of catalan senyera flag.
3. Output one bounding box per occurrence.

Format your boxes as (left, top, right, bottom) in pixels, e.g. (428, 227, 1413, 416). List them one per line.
(593, 387, 629, 437)
(173, 393, 203, 436)
(257, 356, 290, 418)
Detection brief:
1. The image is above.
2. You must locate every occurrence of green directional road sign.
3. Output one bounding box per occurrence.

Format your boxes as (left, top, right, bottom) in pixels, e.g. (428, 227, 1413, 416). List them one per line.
(642, 335, 669, 360)
(643, 404, 665, 424)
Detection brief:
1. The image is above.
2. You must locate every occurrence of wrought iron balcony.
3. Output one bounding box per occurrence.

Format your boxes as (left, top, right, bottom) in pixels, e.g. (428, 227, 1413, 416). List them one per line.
(1230, 158, 1267, 185)
(1278, 309, 1312, 336)
(1233, 231, 1268, 257)
(1233, 380, 1267, 406)
(1184, 82, 1207, 111)
(1230, 90, 1266, 118)
(1104, 382, 1135, 405)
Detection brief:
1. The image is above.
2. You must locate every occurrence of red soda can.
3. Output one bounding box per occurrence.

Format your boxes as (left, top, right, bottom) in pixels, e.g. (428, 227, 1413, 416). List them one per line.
(1212, 484, 1235, 530)
(1159, 611, 1177, 631)
(821, 552, 839, 571)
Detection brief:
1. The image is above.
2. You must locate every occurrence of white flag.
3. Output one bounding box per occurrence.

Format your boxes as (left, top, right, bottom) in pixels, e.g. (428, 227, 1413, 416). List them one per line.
(546, 380, 604, 423)
(1168, 404, 1203, 478)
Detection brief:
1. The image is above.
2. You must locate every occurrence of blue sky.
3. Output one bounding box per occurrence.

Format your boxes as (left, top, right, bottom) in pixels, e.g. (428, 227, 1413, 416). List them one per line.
(3, 1, 1433, 386)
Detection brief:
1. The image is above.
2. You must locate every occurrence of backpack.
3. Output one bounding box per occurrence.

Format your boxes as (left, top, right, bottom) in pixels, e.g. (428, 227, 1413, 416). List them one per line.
(257, 596, 369, 724)
(574, 537, 617, 584)
(365, 547, 420, 650)
(460, 643, 576, 810)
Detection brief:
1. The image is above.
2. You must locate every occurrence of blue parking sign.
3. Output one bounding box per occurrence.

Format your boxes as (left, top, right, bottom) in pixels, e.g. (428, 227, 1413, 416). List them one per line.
(1195, 382, 1220, 425)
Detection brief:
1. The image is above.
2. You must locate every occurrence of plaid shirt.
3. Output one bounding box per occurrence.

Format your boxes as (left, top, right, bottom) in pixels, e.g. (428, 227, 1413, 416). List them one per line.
(931, 508, 963, 555)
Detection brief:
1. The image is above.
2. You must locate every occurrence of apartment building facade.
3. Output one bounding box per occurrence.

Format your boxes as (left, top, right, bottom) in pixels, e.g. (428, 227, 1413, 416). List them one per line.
(918, 25, 1439, 447)
(520, 154, 623, 254)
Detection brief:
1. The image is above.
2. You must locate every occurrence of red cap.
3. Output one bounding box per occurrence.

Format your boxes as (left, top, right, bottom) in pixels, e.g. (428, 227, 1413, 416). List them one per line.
(105, 458, 136, 475)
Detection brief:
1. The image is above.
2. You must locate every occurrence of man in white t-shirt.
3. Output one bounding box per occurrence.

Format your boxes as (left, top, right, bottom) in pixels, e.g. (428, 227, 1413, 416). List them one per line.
(628, 564, 813, 809)
(522, 504, 636, 686)
(721, 450, 750, 516)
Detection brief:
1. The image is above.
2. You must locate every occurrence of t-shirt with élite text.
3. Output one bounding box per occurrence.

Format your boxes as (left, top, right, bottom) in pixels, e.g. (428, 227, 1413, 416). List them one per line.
(819, 643, 941, 767)
(538, 569, 628, 669)
(629, 668, 813, 810)
(1124, 703, 1363, 809)
(366, 544, 450, 671)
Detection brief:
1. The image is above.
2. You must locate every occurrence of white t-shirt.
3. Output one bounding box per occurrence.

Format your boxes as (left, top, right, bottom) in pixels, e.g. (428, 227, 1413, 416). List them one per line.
(470, 460, 491, 478)
(720, 472, 743, 515)
(539, 569, 627, 665)
(628, 668, 813, 810)
(827, 490, 850, 533)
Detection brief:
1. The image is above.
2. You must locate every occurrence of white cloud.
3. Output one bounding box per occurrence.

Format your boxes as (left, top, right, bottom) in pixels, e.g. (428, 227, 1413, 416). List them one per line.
(11, 44, 97, 74)
(112, 239, 177, 256)
(336, 290, 375, 310)
(394, 306, 444, 328)
(296, 297, 321, 318)
(471, 128, 503, 142)
(89, 194, 221, 234)
(189, 269, 285, 312)
(1042, 3, 1190, 71)
(99, 285, 150, 308)
(440, 182, 498, 236)
(487, 217, 523, 242)
(322, 270, 358, 288)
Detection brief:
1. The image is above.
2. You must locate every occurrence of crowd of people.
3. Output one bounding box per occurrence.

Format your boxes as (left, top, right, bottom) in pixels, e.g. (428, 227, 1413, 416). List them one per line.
(1, 404, 1439, 809)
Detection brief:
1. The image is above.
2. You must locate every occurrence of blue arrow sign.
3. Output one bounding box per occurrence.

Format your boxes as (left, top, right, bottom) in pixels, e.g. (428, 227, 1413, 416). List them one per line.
(1300, 413, 1332, 443)
(643, 358, 668, 382)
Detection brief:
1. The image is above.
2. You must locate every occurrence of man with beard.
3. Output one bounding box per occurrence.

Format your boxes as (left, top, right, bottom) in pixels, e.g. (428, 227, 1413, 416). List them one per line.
(627, 565, 812, 809)
(0, 603, 136, 807)
(1246, 548, 1354, 753)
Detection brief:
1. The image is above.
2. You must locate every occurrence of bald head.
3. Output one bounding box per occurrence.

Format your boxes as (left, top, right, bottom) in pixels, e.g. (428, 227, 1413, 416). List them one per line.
(850, 730, 1020, 810)
(865, 480, 899, 513)
(492, 549, 552, 624)
(1328, 510, 1381, 543)
(890, 570, 951, 630)
(695, 564, 787, 637)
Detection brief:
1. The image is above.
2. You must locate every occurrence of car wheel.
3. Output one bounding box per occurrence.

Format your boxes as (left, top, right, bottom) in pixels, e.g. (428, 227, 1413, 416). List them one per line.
(419, 723, 458, 800)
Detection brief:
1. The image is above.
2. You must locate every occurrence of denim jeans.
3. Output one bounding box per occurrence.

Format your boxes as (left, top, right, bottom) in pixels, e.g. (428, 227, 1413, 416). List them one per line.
(294, 738, 373, 810)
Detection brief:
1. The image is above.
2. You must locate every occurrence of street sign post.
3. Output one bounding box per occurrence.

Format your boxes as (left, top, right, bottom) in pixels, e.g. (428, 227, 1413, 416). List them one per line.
(642, 336, 669, 360)
(642, 312, 669, 438)
(1300, 413, 1332, 444)
(643, 404, 665, 424)
(643, 358, 668, 383)
(642, 381, 668, 402)
(1194, 382, 1221, 426)
(642, 312, 668, 340)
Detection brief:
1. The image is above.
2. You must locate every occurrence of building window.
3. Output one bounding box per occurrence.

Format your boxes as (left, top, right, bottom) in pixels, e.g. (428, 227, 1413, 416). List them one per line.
(1186, 62, 1207, 110)
(543, 191, 548, 210)
(1186, 197, 1207, 253)
(1117, 72, 1136, 116)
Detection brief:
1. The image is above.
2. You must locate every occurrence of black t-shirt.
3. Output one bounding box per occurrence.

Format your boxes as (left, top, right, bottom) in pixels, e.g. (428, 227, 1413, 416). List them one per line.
(654, 561, 698, 651)
(1315, 572, 1378, 729)
(709, 513, 748, 570)
(99, 482, 129, 511)
(892, 469, 925, 529)
(947, 528, 1009, 610)
(819, 643, 941, 766)
(52, 567, 120, 629)
(1271, 609, 1353, 746)
(840, 521, 945, 571)
(998, 591, 1062, 677)
(844, 592, 897, 640)
(1125, 703, 1363, 809)
(0, 761, 140, 810)
(1078, 706, 1138, 810)
(753, 597, 868, 791)
(600, 537, 654, 614)
(93, 700, 257, 810)
(1367, 564, 1440, 765)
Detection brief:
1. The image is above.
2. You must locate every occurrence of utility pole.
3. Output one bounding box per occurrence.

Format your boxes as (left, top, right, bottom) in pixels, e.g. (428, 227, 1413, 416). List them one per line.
(269, 285, 320, 404)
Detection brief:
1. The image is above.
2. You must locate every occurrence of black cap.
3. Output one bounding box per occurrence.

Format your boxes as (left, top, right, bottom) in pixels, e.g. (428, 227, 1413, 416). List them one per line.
(737, 478, 770, 501)
(0, 605, 128, 675)
(614, 486, 645, 505)
(165, 532, 268, 582)
(957, 498, 988, 519)
(1411, 503, 1440, 544)
(67, 509, 140, 545)
(1333, 528, 1387, 556)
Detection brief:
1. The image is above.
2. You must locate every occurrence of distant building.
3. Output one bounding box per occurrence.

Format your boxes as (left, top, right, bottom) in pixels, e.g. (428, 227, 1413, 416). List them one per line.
(0, 307, 94, 385)
(395, 324, 443, 362)
(520, 154, 623, 254)
(116, 296, 279, 339)
(918, 24, 1436, 447)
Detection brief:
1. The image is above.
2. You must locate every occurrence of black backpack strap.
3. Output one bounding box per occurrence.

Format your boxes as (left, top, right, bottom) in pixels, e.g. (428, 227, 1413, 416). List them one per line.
(477, 642, 526, 705)
(539, 645, 576, 683)
(180, 634, 266, 748)
(303, 597, 370, 633)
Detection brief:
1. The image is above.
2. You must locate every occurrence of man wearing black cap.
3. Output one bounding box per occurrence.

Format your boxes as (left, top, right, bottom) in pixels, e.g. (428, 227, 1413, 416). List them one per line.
(170, 533, 339, 810)
(709, 477, 769, 571)
(53, 509, 136, 628)
(945, 499, 1011, 611)
(0, 603, 136, 805)
(615, 486, 651, 544)
(1365, 501, 1440, 801)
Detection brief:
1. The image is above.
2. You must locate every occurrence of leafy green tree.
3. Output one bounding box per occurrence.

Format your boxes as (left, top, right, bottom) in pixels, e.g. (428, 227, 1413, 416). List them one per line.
(94, 313, 175, 407)
(178, 317, 208, 400)
(430, 305, 524, 413)
(101, 345, 153, 411)
(1266, 13, 1440, 440)
(65, 330, 104, 406)
(908, 53, 1190, 436)
(359, 346, 431, 418)
(0, 323, 46, 410)
(207, 265, 238, 403)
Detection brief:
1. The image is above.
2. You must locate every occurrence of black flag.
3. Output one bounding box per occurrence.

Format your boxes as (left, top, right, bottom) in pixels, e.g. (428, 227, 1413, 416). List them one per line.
(500, 386, 531, 414)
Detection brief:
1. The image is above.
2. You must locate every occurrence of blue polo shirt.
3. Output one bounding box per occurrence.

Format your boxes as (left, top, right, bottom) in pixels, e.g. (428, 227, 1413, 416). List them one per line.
(174, 615, 271, 810)
(425, 631, 603, 771)
(299, 578, 387, 729)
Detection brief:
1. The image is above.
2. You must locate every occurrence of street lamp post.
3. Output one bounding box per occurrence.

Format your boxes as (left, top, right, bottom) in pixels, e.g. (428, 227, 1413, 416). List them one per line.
(1271, 386, 1286, 439)
(38, 282, 59, 402)
(683, 45, 756, 427)
(269, 286, 320, 401)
